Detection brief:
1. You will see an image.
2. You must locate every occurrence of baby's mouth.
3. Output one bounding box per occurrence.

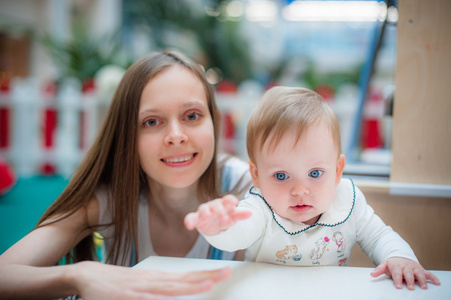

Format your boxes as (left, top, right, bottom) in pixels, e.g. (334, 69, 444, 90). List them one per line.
(290, 204, 312, 213)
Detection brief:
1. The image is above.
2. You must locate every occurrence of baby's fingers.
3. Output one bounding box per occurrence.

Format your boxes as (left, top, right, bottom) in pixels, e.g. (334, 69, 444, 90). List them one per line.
(222, 194, 240, 207)
(424, 270, 441, 287)
(184, 213, 199, 230)
(210, 201, 232, 223)
(414, 270, 428, 290)
(220, 196, 251, 223)
(185, 203, 216, 231)
(403, 269, 416, 290)
(404, 269, 440, 290)
(389, 268, 404, 289)
(370, 260, 389, 278)
(196, 202, 216, 224)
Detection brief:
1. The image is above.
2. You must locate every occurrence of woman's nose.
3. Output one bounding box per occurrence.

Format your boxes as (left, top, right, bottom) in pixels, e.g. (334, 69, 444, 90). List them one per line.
(291, 181, 309, 196)
(164, 121, 188, 145)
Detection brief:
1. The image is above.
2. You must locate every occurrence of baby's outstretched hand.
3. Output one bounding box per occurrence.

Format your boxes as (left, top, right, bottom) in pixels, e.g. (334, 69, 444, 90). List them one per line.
(371, 257, 441, 290)
(184, 194, 252, 236)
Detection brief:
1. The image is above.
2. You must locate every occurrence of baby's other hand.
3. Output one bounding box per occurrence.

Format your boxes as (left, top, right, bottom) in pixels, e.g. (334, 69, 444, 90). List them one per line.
(184, 194, 252, 236)
(371, 257, 441, 290)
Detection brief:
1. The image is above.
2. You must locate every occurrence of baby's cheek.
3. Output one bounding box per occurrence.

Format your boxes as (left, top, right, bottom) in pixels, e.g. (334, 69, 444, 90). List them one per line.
(263, 187, 288, 208)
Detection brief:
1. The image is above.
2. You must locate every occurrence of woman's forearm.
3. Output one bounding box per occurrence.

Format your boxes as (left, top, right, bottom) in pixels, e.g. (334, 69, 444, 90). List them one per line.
(0, 263, 79, 300)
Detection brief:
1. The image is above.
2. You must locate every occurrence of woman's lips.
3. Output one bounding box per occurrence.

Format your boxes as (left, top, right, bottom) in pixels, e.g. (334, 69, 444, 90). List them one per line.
(162, 154, 194, 163)
(161, 153, 197, 167)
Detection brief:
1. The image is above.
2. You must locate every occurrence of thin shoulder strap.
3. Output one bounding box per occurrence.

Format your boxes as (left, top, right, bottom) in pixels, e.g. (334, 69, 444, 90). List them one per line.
(130, 242, 136, 267)
(206, 165, 234, 260)
(208, 245, 224, 260)
(221, 163, 233, 194)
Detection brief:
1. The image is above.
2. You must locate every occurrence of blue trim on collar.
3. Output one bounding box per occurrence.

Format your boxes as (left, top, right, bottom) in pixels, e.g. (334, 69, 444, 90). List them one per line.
(248, 178, 356, 236)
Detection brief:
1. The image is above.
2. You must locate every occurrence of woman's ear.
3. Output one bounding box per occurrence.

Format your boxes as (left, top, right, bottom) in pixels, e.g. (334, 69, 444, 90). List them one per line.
(335, 154, 346, 186)
(248, 160, 260, 188)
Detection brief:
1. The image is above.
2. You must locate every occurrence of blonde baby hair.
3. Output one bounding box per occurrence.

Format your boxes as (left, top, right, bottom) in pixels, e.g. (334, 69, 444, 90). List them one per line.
(246, 86, 342, 164)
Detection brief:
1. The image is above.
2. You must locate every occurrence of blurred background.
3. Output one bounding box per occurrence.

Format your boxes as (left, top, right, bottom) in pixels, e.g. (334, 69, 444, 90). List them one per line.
(0, 0, 398, 176)
(1, 0, 451, 271)
(0, 0, 401, 255)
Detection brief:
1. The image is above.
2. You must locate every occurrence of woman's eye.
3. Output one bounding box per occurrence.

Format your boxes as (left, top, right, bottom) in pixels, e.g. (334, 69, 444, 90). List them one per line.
(144, 118, 160, 127)
(309, 170, 323, 178)
(186, 112, 200, 121)
(274, 172, 288, 181)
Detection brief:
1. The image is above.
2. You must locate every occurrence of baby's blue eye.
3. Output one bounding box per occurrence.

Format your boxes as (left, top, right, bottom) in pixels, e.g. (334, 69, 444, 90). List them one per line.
(275, 173, 288, 181)
(309, 170, 323, 178)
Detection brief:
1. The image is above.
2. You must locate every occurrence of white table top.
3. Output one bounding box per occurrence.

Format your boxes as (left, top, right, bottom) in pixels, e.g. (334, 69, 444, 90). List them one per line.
(134, 256, 450, 300)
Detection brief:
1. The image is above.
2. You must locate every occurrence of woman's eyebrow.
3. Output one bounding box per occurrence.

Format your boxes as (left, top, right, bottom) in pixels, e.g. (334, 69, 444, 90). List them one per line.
(138, 108, 161, 117)
(181, 99, 208, 108)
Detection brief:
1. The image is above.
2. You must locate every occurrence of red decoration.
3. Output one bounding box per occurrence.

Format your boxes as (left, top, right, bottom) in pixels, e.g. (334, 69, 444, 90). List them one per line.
(0, 158, 15, 195)
(314, 84, 335, 101)
(361, 119, 383, 149)
(41, 81, 58, 175)
(216, 80, 237, 93)
(0, 76, 11, 150)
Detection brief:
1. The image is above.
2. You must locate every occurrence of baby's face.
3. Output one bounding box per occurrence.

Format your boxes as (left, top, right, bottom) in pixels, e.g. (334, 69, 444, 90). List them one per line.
(249, 121, 344, 225)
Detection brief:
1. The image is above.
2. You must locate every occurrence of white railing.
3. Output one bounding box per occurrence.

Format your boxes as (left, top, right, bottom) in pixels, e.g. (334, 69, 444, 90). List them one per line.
(0, 77, 110, 178)
(1, 77, 383, 179)
(0, 77, 260, 178)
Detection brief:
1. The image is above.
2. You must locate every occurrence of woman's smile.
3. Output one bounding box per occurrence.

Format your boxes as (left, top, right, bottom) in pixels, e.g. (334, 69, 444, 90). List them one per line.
(161, 153, 197, 167)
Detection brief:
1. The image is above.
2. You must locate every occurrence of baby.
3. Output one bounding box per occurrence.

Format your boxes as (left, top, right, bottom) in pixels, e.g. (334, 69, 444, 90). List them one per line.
(185, 86, 440, 290)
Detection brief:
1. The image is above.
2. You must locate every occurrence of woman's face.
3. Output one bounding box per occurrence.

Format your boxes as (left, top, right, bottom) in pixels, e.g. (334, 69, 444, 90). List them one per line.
(137, 65, 215, 190)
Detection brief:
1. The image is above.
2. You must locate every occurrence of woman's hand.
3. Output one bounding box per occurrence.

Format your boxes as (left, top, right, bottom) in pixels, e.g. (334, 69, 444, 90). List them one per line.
(74, 261, 232, 300)
(184, 195, 252, 236)
(371, 257, 441, 290)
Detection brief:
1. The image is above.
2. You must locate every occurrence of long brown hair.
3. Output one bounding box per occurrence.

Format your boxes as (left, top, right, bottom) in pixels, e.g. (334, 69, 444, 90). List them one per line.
(37, 50, 222, 265)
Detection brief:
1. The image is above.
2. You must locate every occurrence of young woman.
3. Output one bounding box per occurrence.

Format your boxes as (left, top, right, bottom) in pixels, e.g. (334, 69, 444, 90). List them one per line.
(0, 50, 251, 299)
